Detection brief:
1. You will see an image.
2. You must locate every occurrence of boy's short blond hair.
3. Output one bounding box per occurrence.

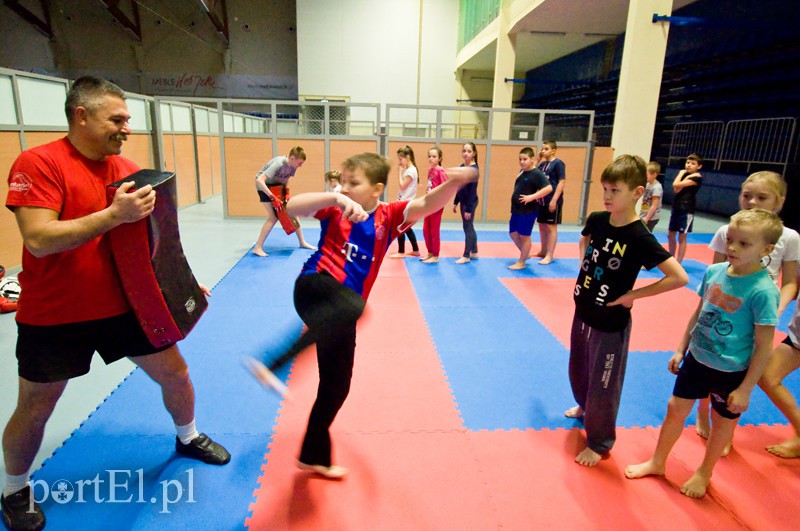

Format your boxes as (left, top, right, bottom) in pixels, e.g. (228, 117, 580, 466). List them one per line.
(729, 208, 783, 245)
(342, 153, 390, 186)
(646, 161, 662, 174)
(325, 170, 341, 183)
(600, 154, 647, 189)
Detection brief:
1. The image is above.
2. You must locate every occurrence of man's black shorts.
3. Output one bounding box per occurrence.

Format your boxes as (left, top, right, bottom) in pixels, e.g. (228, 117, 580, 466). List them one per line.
(16, 312, 173, 383)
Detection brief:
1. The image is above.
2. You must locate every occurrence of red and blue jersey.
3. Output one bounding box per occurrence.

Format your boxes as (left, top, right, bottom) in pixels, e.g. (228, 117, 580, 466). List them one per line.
(300, 201, 410, 299)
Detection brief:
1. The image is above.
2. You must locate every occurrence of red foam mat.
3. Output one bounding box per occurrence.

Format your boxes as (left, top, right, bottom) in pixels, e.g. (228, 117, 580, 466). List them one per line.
(469, 424, 799, 530)
(249, 423, 798, 529)
(503, 277, 702, 351)
(247, 250, 797, 530)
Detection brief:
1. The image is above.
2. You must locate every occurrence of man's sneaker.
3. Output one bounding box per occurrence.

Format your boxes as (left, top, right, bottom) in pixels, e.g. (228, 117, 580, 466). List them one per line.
(1, 486, 46, 531)
(175, 433, 231, 465)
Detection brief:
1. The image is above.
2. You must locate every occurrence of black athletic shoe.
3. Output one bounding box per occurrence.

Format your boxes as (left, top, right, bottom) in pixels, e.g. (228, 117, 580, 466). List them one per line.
(1, 486, 46, 531)
(175, 433, 231, 465)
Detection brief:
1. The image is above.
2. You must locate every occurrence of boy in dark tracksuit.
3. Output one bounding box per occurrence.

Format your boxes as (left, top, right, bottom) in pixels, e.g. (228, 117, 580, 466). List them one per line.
(566, 155, 688, 466)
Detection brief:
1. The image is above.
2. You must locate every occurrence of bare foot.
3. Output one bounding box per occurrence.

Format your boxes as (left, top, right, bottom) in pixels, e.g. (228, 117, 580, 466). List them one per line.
(421, 254, 433, 261)
(455, 257, 471, 264)
(538, 257, 553, 265)
(721, 442, 732, 457)
(575, 447, 603, 467)
(624, 459, 665, 479)
(297, 461, 349, 479)
(470, 252, 479, 259)
(389, 252, 405, 258)
(422, 256, 439, 263)
(564, 406, 584, 418)
(766, 436, 800, 458)
(695, 413, 710, 439)
(680, 472, 710, 498)
(408, 251, 421, 257)
(243, 357, 289, 396)
(532, 251, 546, 258)
(300, 243, 317, 250)
(252, 249, 269, 257)
(508, 262, 526, 270)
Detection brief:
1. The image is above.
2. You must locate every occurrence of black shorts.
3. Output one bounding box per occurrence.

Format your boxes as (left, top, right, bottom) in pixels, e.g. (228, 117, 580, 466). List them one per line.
(668, 209, 694, 233)
(673, 352, 747, 419)
(781, 334, 800, 350)
(537, 202, 562, 225)
(16, 312, 173, 383)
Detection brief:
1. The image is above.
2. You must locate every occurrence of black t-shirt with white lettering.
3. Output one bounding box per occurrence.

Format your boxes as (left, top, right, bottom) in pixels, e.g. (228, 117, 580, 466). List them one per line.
(574, 211, 673, 331)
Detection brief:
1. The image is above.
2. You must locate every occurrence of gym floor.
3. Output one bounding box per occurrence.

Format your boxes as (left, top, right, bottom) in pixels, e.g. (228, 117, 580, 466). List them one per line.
(6, 197, 797, 530)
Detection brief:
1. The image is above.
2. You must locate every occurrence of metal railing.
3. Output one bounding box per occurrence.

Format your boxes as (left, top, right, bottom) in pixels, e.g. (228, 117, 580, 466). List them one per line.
(668, 117, 796, 175)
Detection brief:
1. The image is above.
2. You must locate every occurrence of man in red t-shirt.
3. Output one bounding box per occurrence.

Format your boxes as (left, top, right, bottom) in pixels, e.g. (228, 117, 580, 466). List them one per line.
(2, 77, 229, 531)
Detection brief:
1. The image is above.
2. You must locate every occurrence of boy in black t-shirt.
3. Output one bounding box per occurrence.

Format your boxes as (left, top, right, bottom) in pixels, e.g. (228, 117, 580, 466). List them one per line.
(567, 155, 689, 467)
(667, 154, 703, 263)
(508, 147, 553, 270)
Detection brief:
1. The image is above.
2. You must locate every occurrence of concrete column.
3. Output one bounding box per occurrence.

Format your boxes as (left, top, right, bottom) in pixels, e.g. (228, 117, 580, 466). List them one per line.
(490, 3, 516, 141)
(610, 0, 673, 160)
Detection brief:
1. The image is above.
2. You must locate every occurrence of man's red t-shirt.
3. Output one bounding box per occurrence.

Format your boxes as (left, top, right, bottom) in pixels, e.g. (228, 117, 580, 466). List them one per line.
(6, 137, 140, 325)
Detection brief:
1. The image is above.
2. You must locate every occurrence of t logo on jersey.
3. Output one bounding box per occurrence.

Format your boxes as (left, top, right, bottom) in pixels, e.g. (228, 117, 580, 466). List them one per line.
(343, 242, 359, 262)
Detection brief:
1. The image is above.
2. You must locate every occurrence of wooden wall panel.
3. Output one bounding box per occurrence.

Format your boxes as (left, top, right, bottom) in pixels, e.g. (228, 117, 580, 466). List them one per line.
(24, 132, 65, 149)
(173, 135, 199, 208)
(225, 138, 272, 216)
(551, 146, 588, 224)
(210, 135, 222, 196)
(162, 133, 176, 173)
(585, 147, 615, 218)
(0, 132, 24, 269)
(122, 134, 153, 170)
(277, 139, 326, 195)
(196, 135, 214, 200)
(328, 140, 378, 175)
(485, 145, 526, 221)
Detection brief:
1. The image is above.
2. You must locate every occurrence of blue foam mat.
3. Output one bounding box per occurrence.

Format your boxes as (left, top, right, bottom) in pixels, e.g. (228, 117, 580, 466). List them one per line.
(409, 254, 800, 431)
(32, 433, 267, 530)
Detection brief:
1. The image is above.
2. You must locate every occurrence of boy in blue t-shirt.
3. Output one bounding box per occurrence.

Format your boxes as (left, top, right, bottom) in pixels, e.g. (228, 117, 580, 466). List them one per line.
(626, 208, 783, 498)
(567, 155, 688, 467)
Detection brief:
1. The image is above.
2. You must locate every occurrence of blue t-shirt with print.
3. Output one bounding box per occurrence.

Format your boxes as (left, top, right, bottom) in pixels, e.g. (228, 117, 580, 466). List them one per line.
(690, 262, 780, 372)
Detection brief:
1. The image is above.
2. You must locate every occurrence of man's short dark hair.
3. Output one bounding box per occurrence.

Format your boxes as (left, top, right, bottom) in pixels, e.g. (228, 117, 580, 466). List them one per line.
(65, 76, 126, 123)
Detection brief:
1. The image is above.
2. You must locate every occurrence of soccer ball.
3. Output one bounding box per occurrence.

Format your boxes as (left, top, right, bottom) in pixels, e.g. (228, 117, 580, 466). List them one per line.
(0, 276, 21, 302)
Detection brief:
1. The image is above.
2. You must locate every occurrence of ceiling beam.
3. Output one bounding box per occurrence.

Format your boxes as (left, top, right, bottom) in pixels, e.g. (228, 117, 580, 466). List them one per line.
(3, 0, 53, 38)
(99, 0, 142, 42)
(197, 0, 229, 46)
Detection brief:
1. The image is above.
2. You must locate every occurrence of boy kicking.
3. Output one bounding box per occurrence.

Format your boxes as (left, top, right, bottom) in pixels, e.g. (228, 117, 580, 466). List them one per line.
(567, 155, 688, 466)
(625, 208, 782, 498)
(247, 153, 477, 478)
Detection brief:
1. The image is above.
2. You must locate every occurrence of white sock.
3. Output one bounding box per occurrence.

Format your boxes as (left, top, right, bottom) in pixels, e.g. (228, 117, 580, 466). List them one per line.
(3, 472, 29, 498)
(175, 419, 199, 445)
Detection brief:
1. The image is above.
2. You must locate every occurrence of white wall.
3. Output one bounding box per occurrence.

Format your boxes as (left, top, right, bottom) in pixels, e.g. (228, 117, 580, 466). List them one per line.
(297, 0, 459, 120)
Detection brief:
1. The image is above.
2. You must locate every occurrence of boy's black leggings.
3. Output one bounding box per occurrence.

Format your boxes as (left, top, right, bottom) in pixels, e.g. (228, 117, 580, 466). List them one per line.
(284, 272, 365, 467)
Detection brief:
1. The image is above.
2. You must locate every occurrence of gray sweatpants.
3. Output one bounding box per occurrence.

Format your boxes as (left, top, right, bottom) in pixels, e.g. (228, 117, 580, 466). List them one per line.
(568, 314, 631, 455)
